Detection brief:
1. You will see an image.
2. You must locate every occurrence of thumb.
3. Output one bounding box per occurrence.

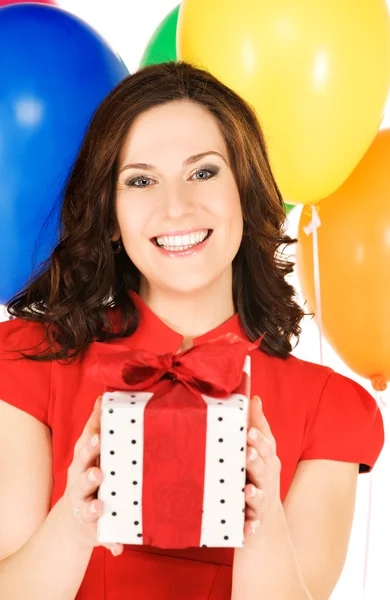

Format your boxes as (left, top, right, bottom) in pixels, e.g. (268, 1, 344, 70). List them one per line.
(103, 543, 123, 556)
(248, 394, 263, 430)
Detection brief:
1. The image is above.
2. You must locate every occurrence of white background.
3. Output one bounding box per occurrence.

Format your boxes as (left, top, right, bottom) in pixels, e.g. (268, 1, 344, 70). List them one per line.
(2, 1, 390, 597)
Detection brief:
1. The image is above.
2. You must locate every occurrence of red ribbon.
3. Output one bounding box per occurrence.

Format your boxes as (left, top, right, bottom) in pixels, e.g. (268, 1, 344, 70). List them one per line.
(87, 332, 264, 548)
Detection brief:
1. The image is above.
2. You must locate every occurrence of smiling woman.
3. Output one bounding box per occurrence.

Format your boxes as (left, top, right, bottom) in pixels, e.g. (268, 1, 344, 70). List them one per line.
(0, 60, 384, 600)
(5, 60, 305, 361)
(112, 99, 245, 299)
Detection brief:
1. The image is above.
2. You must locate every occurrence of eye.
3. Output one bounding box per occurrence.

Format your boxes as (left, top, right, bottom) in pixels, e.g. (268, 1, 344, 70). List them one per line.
(125, 175, 153, 188)
(192, 166, 219, 181)
(124, 165, 220, 188)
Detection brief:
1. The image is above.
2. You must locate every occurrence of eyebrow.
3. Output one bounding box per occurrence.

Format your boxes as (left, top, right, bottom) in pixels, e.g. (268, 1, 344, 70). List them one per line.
(118, 150, 228, 174)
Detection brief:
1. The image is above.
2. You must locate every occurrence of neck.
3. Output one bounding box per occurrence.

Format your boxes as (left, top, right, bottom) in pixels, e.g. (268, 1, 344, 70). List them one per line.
(138, 275, 235, 352)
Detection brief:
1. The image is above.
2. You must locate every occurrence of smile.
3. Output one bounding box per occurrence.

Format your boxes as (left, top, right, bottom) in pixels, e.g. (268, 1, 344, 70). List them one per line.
(152, 229, 213, 251)
(151, 229, 213, 257)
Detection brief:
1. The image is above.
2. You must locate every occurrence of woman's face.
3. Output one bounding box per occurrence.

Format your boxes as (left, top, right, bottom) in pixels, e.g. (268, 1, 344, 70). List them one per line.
(114, 99, 243, 295)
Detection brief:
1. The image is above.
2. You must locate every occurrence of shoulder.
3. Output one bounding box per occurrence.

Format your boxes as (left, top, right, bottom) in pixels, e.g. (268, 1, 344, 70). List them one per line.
(0, 316, 44, 336)
(0, 318, 53, 425)
(251, 347, 334, 396)
(272, 352, 380, 415)
(252, 347, 381, 415)
(269, 350, 332, 377)
(0, 317, 49, 356)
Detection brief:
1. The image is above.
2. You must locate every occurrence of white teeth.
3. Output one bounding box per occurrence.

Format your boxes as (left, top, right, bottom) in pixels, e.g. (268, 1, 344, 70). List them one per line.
(156, 229, 209, 249)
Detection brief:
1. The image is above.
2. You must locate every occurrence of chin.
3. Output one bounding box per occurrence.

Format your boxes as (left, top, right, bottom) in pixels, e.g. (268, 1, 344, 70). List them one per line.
(156, 276, 217, 296)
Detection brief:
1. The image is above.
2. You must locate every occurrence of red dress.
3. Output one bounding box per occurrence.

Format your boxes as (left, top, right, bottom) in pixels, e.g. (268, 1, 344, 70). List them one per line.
(0, 290, 384, 599)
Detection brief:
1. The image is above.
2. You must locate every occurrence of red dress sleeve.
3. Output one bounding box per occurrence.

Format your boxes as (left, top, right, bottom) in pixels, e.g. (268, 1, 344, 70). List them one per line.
(300, 371, 385, 473)
(0, 317, 52, 426)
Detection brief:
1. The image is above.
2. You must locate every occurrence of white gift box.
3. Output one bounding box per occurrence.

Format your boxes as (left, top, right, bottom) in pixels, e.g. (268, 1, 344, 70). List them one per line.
(97, 355, 251, 548)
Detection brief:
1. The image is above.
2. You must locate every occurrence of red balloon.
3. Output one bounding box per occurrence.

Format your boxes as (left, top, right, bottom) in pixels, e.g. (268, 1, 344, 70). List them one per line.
(0, 1, 57, 6)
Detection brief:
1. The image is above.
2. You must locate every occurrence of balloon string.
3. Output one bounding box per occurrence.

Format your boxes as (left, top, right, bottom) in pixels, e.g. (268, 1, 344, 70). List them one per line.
(303, 205, 324, 364)
(362, 390, 385, 598)
(362, 465, 373, 598)
(311, 204, 323, 364)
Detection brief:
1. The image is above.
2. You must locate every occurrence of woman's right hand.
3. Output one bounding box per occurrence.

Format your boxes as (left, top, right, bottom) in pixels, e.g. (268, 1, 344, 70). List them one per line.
(61, 395, 124, 557)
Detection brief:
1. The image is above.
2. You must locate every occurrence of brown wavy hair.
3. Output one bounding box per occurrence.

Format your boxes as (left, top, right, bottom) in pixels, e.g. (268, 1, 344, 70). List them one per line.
(5, 60, 311, 363)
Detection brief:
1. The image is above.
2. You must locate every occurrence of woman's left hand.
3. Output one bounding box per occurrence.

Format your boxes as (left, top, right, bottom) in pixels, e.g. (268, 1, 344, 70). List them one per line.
(244, 395, 282, 539)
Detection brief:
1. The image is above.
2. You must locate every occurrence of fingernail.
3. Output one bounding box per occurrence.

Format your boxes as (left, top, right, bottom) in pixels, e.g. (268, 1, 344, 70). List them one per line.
(90, 503, 97, 513)
(249, 485, 257, 497)
(88, 469, 98, 482)
(95, 396, 102, 407)
(90, 433, 99, 447)
(251, 519, 260, 535)
(248, 447, 257, 462)
(248, 427, 258, 441)
(258, 397, 262, 410)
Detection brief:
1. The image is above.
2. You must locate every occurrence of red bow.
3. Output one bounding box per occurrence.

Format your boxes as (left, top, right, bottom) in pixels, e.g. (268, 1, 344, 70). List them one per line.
(86, 330, 265, 548)
(87, 332, 265, 397)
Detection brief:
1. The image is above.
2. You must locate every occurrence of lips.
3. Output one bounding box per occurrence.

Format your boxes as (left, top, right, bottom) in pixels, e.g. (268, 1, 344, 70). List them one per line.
(152, 227, 212, 239)
(152, 229, 213, 257)
(150, 229, 213, 247)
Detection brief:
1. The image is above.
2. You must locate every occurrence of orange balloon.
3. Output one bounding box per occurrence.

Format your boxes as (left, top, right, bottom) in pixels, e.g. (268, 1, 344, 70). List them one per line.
(297, 129, 390, 389)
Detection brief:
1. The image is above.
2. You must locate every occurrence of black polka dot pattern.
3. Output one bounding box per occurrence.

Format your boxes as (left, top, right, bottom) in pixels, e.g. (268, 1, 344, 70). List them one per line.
(199, 391, 249, 547)
(96, 393, 145, 544)
(97, 382, 249, 548)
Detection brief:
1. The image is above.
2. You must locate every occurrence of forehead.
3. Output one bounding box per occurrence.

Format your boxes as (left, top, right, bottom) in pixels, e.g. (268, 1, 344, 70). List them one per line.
(118, 100, 226, 163)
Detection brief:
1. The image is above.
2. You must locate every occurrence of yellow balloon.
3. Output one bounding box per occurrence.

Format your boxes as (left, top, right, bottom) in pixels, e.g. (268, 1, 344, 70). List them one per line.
(177, 0, 390, 204)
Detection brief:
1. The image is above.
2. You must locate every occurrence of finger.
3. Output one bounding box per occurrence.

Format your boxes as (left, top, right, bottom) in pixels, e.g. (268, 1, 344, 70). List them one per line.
(258, 432, 274, 459)
(244, 483, 265, 512)
(258, 414, 275, 448)
(245, 505, 257, 520)
(247, 431, 271, 468)
(244, 518, 261, 538)
(108, 543, 124, 556)
(80, 466, 102, 498)
(249, 395, 266, 435)
(74, 432, 101, 481)
(248, 422, 276, 459)
(246, 443, 262, 467)
(78, 497, 104, 523)
(84, 395, 102, 438)
(250, 396, 267, 430)
(246, 441, 268, 490)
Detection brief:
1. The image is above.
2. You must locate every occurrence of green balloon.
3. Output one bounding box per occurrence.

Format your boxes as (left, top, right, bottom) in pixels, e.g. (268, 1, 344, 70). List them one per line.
(139, 4, 295, 217)
(284, 202, 296, 215)
(139, 4, 180, 68)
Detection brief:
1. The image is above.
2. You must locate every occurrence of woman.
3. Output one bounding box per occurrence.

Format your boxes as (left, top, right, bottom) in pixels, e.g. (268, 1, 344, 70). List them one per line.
(0, 61, 384, 600)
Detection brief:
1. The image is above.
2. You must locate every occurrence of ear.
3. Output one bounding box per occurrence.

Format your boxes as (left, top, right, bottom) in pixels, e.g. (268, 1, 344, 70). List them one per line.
(110, 221, 121, 242)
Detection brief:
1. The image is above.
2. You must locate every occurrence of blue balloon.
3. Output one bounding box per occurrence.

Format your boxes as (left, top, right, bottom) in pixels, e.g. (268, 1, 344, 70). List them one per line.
(0, 4, 129, 304)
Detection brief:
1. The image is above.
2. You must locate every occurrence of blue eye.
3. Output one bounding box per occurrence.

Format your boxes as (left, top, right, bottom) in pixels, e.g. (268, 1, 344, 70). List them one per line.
(192, 166, 219, 181)
(126, 175, 152, 188)
(125, 166, 219, 188)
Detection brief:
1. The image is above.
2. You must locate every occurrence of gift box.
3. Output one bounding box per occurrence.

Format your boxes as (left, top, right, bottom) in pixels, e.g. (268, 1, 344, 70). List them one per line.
(87, 333, 263, 549)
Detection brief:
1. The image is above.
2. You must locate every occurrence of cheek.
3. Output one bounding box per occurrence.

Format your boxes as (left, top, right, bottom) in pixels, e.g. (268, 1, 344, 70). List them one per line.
(116, 201, 150, 242)
(215, 192, 243, 242)
(116, 204, 153, 263)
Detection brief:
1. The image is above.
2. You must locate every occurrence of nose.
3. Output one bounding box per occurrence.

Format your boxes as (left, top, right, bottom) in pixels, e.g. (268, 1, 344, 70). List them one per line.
(162, 184, 196, 219)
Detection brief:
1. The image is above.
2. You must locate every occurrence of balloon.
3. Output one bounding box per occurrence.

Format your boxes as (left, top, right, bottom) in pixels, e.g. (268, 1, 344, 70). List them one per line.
(296, 129, 390, 390)
(0, 4, 129, 304)
(177, 0, 390, 204)
(139, 3, 295, 216)
(0, 0, 56, 5)
(284, 203, 295, 216)
(139, 4, 180, 68)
